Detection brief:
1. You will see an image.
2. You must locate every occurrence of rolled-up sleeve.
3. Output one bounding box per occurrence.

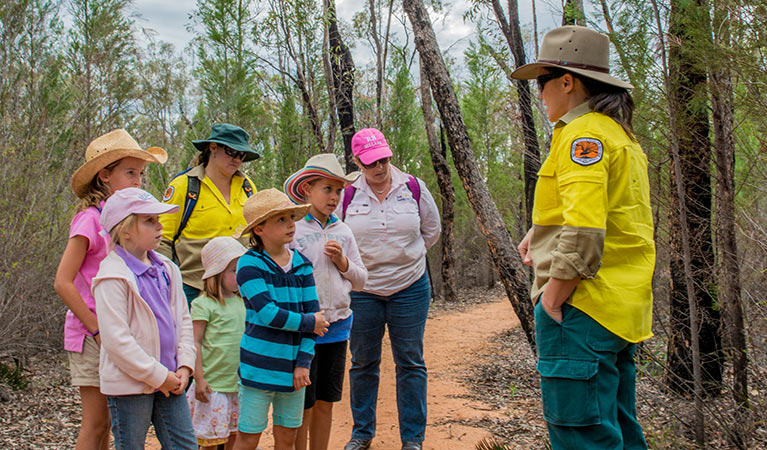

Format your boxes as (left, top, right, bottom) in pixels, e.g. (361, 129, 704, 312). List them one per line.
(550, 226, 605, 279)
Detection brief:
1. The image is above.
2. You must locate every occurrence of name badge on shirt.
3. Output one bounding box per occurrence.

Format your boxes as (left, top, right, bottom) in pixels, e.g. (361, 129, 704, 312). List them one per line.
(396, 192, 412, 202)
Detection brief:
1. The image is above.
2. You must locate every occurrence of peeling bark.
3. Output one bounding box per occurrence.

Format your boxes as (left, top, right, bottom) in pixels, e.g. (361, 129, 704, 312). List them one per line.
(404, 0, 536, 351)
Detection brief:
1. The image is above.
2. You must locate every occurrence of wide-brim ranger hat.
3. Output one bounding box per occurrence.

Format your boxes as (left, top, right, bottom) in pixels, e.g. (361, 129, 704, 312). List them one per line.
(511, 25, 633, 89)
(283, 153, 360, 204)
(71, 129, 167, 198)
(192, 123, 260, 162)
(351, 128, 393, 165)
(201, 236, 247, 280)
(235, 188, 311, 239)
(100, 187, 179, 232)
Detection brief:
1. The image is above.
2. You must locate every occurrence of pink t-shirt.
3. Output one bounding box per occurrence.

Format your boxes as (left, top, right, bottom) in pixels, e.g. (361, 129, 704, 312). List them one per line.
(63, 205, 110, 352)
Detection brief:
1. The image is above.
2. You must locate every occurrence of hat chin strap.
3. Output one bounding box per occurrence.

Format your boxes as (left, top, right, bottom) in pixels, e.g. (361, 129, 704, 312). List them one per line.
(538, 59, 610, 73)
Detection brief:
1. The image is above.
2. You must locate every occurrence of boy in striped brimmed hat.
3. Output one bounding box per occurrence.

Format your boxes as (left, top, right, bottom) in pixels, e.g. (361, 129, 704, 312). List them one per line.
(284, 154, 368, 450)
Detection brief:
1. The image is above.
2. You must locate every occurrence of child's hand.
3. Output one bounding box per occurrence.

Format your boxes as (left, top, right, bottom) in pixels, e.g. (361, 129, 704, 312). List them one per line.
(195, 376, 213, 403)
(293, 367, 310, 391)
(324, 240, 349, 272)
(160, 372, 182, 397)
(172, 367, 192, 395)
(313, 311, 329, 336)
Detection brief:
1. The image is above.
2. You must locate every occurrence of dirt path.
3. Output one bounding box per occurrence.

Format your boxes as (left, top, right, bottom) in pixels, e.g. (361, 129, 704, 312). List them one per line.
(152, 297, 519, 449)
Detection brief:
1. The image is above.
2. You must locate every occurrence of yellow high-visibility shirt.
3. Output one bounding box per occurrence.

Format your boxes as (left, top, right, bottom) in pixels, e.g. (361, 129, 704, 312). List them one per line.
(158, 165, 255, 290)
(529, 103, 656, 343)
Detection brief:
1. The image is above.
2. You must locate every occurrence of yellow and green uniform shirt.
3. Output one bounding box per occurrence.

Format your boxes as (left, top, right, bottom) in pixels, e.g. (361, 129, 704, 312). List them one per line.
(529, 102, 656, 343)
(158, 165, 255, 290)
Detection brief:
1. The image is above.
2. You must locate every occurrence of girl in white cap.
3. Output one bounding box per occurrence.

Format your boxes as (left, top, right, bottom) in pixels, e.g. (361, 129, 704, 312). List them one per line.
(54, 129, 167, 450)
(92, 187, 196, 449)
(283, 154, 368, 450)
(186, 237, 248, 450)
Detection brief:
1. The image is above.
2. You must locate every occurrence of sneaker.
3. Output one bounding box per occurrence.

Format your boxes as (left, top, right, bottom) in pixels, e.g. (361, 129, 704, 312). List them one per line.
(402, 442, 422, 450)
(344, 438, 373, 450)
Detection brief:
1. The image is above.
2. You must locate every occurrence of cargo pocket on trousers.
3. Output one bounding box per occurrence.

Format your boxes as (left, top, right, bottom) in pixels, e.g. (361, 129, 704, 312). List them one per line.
(537, 357, 601, 426)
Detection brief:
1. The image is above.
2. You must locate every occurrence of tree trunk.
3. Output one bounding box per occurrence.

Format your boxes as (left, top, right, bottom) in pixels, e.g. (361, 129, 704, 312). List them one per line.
(404, 0, 536, 352)
(490, 0, 541, 230)
(419, 56, 457, 303)
(562, 0, 585, 26)
(322, 1, 337, 153)
(369, 0, 383, 130)
(665, 0, 723, 396)
(531, 0, 539, 57)
(326, 0, 357, 172)
(709, 0, 748, 413)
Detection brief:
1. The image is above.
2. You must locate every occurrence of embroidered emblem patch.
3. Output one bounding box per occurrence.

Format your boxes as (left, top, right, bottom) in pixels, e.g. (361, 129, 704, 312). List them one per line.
(571, 138, 604, 166)
(162, 186, 175, 202)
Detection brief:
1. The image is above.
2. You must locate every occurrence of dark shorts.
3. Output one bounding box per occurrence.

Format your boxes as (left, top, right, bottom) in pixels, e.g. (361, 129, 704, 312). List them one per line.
(304, 340, 348, 409)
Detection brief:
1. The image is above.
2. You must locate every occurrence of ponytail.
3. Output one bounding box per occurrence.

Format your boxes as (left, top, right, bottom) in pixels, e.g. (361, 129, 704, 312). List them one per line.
(576, 75, 636, 141)
(543, 68, 637, 141)
(76, 159, 121, 213)
(194, 145, 211, 167)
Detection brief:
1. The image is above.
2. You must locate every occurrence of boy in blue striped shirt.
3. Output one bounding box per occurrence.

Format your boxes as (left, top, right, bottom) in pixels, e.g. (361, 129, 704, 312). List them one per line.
(233, 189, 329, 450)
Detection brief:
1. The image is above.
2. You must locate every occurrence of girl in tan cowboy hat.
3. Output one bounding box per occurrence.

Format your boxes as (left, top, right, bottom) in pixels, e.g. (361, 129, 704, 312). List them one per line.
(233, 188, 329, 450)
(283, 154, 368, 450)
(53, 129, 167, 450)
(513, 26, 655, 450)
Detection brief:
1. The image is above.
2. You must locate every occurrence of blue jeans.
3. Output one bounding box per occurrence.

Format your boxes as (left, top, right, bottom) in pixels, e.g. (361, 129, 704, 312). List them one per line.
(348, 272, 430, 444)
(107, 392, 196, 450)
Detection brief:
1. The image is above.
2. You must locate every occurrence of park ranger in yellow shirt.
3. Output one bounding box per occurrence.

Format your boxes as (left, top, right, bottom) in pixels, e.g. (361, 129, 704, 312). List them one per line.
(158, 124, 259, 305)
(514, 27, 655, 450)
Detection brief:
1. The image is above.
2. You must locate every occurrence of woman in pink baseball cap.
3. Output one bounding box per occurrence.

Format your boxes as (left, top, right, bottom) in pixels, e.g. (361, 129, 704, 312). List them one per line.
(341, 128, 442, 450)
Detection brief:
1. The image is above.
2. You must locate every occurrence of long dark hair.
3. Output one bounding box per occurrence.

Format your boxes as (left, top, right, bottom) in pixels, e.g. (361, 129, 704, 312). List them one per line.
(193, 144, 211, 167)
(546, 68, 636, 140)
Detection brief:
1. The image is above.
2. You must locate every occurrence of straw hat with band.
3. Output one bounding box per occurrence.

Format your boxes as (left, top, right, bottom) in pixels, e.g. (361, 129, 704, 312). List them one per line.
(71, 129, 167, 198)
(283, 153, 360, 205)
(192, 123, 261, 162)
(511, 25, 632, 90)
(235, 189, 311, 239)
(201, 237, 247, 280)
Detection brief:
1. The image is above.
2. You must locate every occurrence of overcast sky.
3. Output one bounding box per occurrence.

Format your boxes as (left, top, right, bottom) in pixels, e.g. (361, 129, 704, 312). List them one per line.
(129, 0, 585, 69)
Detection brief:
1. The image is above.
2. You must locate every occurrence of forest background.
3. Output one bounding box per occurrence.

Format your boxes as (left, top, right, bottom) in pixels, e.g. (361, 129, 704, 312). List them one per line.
(2, 0, 767, 447)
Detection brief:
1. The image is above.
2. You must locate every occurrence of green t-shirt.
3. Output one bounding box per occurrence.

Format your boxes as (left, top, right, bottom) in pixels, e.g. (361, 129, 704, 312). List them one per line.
(190, 294, 246, 392)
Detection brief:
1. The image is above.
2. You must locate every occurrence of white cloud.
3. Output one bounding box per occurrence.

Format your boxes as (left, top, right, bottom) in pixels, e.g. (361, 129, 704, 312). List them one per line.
(127, 0, 579, 69)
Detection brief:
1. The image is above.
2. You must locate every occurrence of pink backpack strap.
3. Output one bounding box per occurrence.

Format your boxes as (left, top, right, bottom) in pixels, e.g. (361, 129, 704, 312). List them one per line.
(342, 176, 420, 220)
(406, 175, 421, 213)
(341, 185, 357, 220)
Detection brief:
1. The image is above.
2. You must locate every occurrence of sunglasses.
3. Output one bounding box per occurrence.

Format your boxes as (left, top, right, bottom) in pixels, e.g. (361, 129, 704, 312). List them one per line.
(223, 147, 247, 160)
(536, 73, 564, 91)
(360, 157, 390, 170)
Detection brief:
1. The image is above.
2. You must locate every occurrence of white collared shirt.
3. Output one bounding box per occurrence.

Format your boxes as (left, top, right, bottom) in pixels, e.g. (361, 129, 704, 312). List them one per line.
(340, 165, 441, 296)
(290, 214, 367, 323)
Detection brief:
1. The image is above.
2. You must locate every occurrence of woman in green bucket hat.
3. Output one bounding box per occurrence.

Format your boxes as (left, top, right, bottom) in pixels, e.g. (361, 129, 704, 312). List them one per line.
(513, 26, 655, 449)
(158, 124, 261, 305)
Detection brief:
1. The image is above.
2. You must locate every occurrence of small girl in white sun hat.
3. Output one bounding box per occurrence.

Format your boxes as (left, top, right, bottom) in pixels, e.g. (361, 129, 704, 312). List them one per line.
(187, 236, 248, 449)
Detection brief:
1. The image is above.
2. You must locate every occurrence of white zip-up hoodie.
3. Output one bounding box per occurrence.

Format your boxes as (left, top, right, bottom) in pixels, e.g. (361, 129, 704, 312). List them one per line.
(290, 214, 367, 324)
(92, 251, 195, 395)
